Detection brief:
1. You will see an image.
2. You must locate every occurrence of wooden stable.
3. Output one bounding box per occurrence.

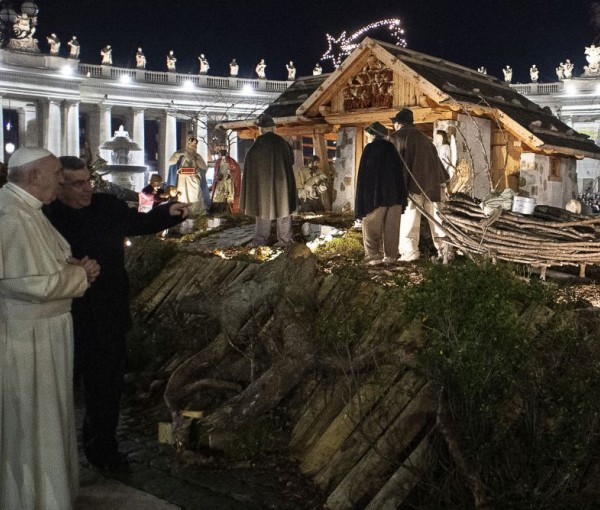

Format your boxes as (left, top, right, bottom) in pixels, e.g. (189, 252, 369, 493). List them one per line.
(222, 38, 600, 212)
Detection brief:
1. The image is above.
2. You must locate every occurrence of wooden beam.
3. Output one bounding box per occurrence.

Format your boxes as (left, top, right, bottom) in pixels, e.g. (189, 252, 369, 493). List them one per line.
(324, 107, 455, 126)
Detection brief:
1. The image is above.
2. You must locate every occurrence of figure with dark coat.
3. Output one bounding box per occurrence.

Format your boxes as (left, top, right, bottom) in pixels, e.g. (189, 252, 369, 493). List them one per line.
(44, 156, 189, 472)
(389, 108, 450, 262)
(356, 121, 408, 265)
(240, 113, 297, 247)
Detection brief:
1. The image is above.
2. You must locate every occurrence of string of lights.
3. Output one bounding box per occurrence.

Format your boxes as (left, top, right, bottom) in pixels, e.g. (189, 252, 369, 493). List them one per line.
(321, 18, 407, 69)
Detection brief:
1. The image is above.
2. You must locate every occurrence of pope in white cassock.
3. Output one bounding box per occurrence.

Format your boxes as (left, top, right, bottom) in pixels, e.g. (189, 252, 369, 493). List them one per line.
(0, 147, 99, 509)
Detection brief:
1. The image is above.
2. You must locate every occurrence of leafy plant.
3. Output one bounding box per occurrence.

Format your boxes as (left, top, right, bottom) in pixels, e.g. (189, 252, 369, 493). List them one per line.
(403, 259, 600, 507)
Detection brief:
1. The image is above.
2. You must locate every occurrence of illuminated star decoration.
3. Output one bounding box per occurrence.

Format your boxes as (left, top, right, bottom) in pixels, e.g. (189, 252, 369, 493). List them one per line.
(321, 18, 407, 69)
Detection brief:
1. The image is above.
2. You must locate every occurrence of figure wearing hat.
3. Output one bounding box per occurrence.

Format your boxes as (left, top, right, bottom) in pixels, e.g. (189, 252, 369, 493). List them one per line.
(389, 108, 451, 262)
(240, 113, 297, 247)
(355, 121, 408, 265)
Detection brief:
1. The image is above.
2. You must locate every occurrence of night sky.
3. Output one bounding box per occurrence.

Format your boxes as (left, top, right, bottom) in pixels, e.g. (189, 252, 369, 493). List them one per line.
(34, 0, 597, 83)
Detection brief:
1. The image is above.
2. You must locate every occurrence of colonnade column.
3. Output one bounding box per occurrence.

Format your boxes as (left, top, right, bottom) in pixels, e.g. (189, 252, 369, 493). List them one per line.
(18, 104, 39, 147)
(45, 99, 62, 155)
(0, 96, 4, 162)
(227, 129, 238, 161)
(67, 101, 80, 156)
(196, 115, 209, 163)
(99, 104, 113, 144)
(132, 107, 145, 166)
(159, 108, 177, 179)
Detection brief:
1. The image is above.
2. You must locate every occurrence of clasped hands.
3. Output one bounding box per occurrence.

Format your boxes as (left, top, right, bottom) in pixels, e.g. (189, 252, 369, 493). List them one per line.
(69, 256, 101, 284)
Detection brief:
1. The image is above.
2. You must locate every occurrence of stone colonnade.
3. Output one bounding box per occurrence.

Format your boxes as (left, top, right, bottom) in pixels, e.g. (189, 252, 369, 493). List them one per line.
(1, 98, 240, 181)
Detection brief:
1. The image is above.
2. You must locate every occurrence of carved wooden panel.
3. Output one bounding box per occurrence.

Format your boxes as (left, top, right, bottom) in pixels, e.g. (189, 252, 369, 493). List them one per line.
(342, 58, 393, 111)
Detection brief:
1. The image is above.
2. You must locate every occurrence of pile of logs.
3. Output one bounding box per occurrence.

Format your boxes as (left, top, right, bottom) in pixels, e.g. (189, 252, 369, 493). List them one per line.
(438, 194, 600, 278)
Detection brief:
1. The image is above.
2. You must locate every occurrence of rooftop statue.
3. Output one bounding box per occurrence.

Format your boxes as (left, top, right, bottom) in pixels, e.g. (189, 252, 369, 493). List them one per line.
(135, 47, 146, 69)
(100, 45, 112, 65)
(166, 50, 176, 72)
(556, 62, 565, 81)
(67, 36, 80, 59)
(255, 58, 266, 79)
(229, 58, 239, 76)
(530, 64, 539, 83)
(477, 66, 487, 75)
(198, 54, 209, 74)
(584, 44, 600, 76)
(502, 65, 512, 83)
(286, 61, 296, 80)
(563, 59, 574, 79)
(313, 63, 323, 76)
(46, 33, 60, 55)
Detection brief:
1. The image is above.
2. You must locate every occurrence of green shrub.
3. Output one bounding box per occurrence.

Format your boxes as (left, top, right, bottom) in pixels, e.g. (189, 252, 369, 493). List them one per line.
(403, 259, 600, 508)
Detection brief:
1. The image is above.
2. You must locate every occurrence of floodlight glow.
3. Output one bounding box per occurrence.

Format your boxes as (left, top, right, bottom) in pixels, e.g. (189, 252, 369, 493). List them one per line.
(120, 75, 132, 84)
(61, 65, 73, 76)
(182, 80, 194, 90)
(242, 84, 254, 95)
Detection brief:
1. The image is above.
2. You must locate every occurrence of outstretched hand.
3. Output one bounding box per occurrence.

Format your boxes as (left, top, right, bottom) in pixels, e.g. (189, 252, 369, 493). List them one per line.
(169, 202, 190, 219)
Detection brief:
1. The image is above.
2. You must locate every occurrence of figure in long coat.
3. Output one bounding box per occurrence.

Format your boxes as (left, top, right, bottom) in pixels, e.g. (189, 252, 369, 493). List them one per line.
(389, 108, 450, 262)
(356, 121, 408, 265)
(240, 113, 297, 247)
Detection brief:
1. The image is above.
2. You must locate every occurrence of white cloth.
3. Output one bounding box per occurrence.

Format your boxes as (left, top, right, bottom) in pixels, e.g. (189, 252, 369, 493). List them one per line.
(0, 183, 88, 510)
(399, 193, 447, 258)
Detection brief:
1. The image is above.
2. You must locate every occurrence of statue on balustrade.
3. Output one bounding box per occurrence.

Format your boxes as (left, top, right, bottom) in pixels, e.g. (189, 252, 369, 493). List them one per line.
(563, 59, 574, 79)
(255, 58, 267, 79)
(556, 62, 565, 81)
(67, 36, 80, 59)
(529, 64, 539, 83)
(135, 47, 146, 69)
(166, 50, 177, 72)
(584, 45, 600, 76)
(477, 66, 487, 74)
(46, 33, 60, 55)
(313, 63, 323, 76)
(229, 58, 239, 76)
(286, 61, 296, 80)
(502, 65, 512, 83)
(100, 45, 112, 65)
(198, 54, 210, 74)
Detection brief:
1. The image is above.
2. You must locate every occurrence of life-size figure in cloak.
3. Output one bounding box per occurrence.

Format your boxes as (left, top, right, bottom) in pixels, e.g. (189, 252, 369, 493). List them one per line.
(355, 121, 408, 265)
(389, 108, 451, 262)
(44, 156, 188, 473)
(167, 136, 210, 215)
(1, 148, 98, 509)
(240, 113, 297, 247)
(211, 149, 242, 214)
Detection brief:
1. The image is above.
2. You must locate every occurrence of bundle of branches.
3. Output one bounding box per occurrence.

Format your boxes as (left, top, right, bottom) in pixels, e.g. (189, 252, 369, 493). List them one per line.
(438, 194, 600, 278)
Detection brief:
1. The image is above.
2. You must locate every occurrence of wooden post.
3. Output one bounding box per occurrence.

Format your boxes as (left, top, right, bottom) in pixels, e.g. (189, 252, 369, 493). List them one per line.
(313, 132, 333, 211)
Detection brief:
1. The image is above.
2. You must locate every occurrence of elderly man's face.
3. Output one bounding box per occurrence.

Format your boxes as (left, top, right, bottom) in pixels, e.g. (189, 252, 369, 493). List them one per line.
(59, 168, 94, 209)
(35, 155, 64, 204)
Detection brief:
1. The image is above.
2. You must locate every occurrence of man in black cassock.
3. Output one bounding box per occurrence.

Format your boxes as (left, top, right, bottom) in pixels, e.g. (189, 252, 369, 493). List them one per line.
(44, 156, 189, 472)
(240, 113, 297, 247)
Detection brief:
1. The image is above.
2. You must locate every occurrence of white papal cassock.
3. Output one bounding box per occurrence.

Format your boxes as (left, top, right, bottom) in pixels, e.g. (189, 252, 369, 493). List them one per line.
(0, 182, 88, 510)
